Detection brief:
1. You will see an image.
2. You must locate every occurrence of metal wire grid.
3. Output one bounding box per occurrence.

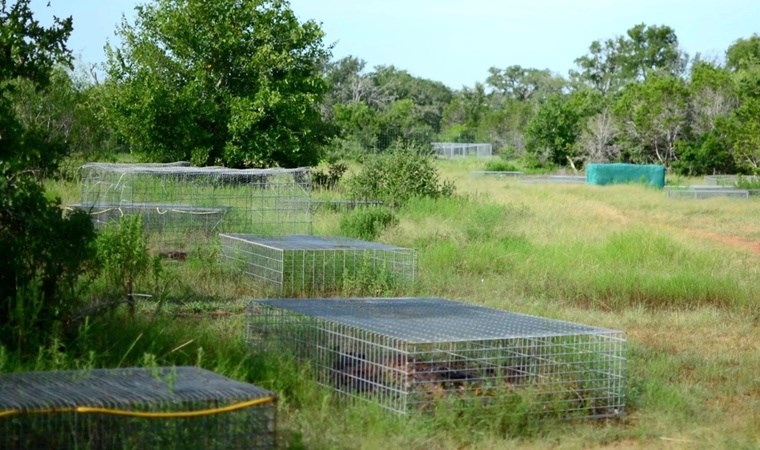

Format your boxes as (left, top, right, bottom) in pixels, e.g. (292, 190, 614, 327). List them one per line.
(220, 234, 417, 294)
(0, 367, 276, 450)
(77, 163, 312, 250)
(432, 142, 493, 159)
(247, 298, 626, 417)
(667, 188, 750, 199)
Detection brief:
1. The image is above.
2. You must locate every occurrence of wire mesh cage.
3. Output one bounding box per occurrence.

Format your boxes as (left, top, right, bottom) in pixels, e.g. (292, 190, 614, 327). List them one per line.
(0, 366, 276, 450)
(221, 234, 417, 294)
(75, 163, 312, 252)
(432, 142, 493, 159)
(247, 297, 626, 418)
(666, 188, 750, 199)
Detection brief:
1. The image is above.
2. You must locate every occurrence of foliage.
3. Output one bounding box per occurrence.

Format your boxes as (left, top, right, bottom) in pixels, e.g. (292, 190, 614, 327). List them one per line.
(312, 161, 347, 190)
(725, 34, 760, 72)
(327, 61, 452, 153)
(0, 0, 97, 353)
(612, 74, 690, 165)
(346, 143, 454, 207)
(95, 215, 152, 316)
(525, 90, 601, 167)
(103, 0, 332, 168)
(484, 159, 519, 172)
(339, 206, 398, 241)
(571, 23, 686, 95)
(0, 176, 96, 351)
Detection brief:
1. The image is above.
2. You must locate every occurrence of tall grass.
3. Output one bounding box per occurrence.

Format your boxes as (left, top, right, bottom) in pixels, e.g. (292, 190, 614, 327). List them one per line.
(2, 160, 759, 448)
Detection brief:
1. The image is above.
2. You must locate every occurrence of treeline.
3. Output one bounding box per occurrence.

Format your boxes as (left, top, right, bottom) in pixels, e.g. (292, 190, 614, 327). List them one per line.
(5, 1, 760, 176)
(323, 24, 760, 175)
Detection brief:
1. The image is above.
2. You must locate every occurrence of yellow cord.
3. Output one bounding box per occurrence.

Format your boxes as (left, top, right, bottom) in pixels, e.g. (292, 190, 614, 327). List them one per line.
(0, 396, 275, 419)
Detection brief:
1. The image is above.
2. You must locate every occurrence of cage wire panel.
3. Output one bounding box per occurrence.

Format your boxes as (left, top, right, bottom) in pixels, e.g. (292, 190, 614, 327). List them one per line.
(76, 163, 312, 251)
(667, 188, 750, 199)
(248, 298, 626, 418)
(432, 142, 493, 159)
(0, 366, 276, 450)
(221, 234, 417, 294)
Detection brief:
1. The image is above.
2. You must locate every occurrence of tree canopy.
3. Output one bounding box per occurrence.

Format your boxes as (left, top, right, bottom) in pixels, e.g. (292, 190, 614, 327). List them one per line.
(103, 0, 332, 168)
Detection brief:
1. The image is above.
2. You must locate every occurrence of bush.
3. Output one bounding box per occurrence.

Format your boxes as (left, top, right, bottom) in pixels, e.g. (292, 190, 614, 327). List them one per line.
(735, 175, 760, 189)
(0, 169, 96, 352)
(339, 207, 398, 241)
(312, 162, 348, 190)
(484, 159, 519, 172)
(95, 215, 152, 316)
(346, 143, 454, 207)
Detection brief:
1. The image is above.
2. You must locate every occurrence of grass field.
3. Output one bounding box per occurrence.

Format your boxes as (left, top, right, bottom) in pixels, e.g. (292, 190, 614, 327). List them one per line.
(24, 159, 760, 449)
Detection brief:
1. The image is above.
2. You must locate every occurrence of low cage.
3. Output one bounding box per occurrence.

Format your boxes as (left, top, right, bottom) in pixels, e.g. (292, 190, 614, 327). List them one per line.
(221, 234, 417, 294)
(0, 367, 276, 450)
(75, 163, 312, 252)
(666, 188, 750, 199)
(247, 297, 627, 418)
(432, 142, 493, 159)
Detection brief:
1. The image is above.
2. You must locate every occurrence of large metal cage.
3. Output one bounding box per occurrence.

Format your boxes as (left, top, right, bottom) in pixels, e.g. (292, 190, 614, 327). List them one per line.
(247, 297, 626, 418)
(432, 142, 493, 159)
(0, 366, 276, 450)
(221, 234, 417, 294)
(76, 163, 312, 252)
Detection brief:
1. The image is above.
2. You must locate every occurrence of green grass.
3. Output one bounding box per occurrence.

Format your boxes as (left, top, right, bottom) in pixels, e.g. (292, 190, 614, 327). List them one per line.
(5, 160, 760, 448)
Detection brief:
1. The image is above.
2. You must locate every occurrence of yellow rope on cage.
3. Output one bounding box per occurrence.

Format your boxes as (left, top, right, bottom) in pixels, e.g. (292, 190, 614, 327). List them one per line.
(0, 396, 275, 419)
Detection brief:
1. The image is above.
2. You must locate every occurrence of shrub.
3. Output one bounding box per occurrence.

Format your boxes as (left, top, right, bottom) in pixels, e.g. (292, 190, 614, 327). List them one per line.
(312, 161, 348, 190)
(0, 169, 96, 352)
(95, 215, 152, 316)
(346, 143, 454, 207)
(484, 159, 519, 172)
(339, 207, 398, 241)
(735, 174, 760, 189)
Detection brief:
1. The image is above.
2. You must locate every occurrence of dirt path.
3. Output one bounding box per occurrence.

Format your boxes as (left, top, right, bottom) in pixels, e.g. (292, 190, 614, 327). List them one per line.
(681, 228, 760, 255)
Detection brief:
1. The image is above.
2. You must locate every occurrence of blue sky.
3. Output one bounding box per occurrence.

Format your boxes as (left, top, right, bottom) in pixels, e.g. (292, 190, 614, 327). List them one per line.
(30, 0, 760, 88)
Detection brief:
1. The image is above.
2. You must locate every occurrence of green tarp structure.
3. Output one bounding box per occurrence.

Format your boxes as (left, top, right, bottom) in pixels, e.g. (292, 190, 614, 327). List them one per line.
(586, 163, 665, 188)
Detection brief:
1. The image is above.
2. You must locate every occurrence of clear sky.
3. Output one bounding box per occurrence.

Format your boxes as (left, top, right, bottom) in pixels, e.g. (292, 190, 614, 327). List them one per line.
(30, 0, 760, 89)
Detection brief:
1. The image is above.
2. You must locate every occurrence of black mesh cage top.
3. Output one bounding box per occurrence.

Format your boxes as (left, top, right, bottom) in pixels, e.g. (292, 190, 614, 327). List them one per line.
(0, 366, 276, 450)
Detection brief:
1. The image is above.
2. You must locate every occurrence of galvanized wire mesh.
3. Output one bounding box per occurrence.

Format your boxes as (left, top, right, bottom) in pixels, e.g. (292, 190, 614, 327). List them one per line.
(221, 234, 417, 294)
(76, 163, 312, 252)
(248, 298, 626, 418)
(0, 367, 276, 450)
(666, 188, 750, 199)
(432, 142, 493, 159)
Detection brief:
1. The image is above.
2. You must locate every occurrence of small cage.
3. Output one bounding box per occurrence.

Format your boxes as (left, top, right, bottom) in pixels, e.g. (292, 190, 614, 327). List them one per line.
(221, 234, 417, 294)
(248, 297, 626, 418)
(76, 163, 312, 252)
(432, 142, 493, 159)
(520, 175, 587, 184)
(0, 367, 276, 450)
(666, 188, 750, 199)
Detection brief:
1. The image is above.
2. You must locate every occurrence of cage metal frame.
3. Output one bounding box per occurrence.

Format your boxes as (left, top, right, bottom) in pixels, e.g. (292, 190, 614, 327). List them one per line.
(76, 163, 312, 251)
(0, 366, 276, 450)
(247, 297, 627, 418)
(666, 188, 750, 199)
(221, 234, 417, 294)
(432, 142, 493, 159)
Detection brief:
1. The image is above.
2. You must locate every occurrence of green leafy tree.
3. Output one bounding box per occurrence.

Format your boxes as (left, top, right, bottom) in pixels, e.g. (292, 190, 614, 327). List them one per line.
(104, 0, 332, 168)
(525, 90, 601, 167)
(725, 34, 760, 72)
(486, 65, 565, 102)
(572, 23, 686, 96)
(612, 75, 690, 165)
(673, 61, 737, 175)
(1, 0, 95, 352)
(725, 66, 760, 173)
